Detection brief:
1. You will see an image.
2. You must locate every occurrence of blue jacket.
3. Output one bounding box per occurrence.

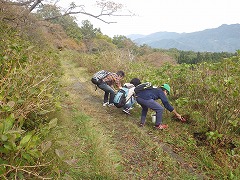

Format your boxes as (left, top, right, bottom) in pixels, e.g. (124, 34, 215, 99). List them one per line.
(136, 88, 174, 112)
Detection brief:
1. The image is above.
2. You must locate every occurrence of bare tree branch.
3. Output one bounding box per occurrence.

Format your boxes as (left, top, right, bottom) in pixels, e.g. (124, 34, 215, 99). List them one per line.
(1, 0, 134, 24)
(28, 0, 42, 12)
(44, 9, 133, 24)
(43, 0, 134, 24)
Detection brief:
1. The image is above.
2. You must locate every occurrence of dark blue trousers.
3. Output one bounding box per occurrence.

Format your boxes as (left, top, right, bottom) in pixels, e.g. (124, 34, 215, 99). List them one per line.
(136, 97, 164, 126)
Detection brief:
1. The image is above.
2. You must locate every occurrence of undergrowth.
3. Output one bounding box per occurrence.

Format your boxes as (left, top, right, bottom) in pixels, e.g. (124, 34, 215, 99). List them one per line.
(59, 49, 240, 179)
(0, 23, 61, 178)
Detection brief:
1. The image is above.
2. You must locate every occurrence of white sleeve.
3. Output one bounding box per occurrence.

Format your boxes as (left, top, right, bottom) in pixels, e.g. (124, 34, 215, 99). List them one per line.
(126, 87, 135, 100)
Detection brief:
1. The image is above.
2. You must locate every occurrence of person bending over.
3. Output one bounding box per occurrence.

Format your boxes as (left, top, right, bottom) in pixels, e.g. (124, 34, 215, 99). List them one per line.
(98, 70, 125, 107)
(136, 84, 185, 129)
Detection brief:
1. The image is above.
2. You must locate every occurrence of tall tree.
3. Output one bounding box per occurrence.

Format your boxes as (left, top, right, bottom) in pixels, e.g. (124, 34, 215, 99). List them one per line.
(37, 4, 83, 41)
(80, 20, 102, 52)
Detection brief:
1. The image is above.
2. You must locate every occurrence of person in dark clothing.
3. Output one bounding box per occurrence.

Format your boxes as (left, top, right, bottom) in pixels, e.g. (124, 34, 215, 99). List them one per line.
(136, 83, 184, 129)
(98, 71, 125, 107)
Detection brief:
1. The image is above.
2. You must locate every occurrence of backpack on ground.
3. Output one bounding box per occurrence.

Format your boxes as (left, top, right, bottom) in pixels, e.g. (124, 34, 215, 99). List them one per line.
(113, 86, 129, 108)
(134, 82, 153, 94)
(91, 70, 110, 85)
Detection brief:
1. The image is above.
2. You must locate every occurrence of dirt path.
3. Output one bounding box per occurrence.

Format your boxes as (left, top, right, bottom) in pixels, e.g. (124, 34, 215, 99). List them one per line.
(58, 58, 205, 179)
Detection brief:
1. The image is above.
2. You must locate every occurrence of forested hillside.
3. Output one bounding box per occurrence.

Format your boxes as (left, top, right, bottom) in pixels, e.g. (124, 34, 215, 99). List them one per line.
(0, 1, 239, 179)
(129, 24, 240, 52)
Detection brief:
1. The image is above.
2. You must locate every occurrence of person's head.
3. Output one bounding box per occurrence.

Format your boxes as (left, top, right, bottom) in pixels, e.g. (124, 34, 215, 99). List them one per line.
(130, 78, 141, 87)
(116, 71, 125, 78)
(161, 84, 170, 95)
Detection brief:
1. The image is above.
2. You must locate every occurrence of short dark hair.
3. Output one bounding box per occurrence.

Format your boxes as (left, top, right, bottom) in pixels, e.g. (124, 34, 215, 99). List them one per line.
(130, 78, 141, 87)
(116, 71, 125, 77)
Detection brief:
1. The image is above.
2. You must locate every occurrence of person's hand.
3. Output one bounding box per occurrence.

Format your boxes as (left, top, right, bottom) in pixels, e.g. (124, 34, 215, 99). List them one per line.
(179, 115, 186, 122)
(172, 110, 186, 122)
(175, 113, 182, 119)
(180, 116, 186, 122)
(111, 86, 116, 91)
(176, 113, 186, 122)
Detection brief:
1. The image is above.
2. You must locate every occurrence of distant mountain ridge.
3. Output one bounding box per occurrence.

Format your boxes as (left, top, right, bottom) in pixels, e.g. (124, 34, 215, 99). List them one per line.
(127, 24, 240, 52)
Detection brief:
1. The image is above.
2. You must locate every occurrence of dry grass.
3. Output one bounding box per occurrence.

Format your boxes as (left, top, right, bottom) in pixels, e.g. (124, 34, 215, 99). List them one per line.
(49, 53, 203, 179)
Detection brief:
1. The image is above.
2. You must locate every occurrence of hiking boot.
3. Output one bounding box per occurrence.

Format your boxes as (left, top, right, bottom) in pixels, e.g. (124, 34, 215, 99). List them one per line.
(103, 102, 109, 106)
(108, 103, 115, 107)
(122, 108, 130, 115)
(155, 124, 168, 130)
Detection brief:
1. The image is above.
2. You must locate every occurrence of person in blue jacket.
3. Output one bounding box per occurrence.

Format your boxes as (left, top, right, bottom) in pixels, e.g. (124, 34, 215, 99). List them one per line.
(136, 84, 185, 129)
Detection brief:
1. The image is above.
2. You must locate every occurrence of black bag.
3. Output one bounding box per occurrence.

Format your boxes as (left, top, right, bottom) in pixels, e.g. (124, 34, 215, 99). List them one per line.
(91, 70, 110, 85)
(134, 82, 153, 94)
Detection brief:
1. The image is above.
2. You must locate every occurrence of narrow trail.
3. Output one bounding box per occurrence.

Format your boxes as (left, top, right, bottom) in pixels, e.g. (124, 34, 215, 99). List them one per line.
(58, 58, 206, 179)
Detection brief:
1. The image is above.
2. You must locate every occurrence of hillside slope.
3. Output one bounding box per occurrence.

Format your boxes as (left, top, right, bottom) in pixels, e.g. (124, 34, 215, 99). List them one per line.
(129, 24, 240, 52)
(52, 52, 208, 179)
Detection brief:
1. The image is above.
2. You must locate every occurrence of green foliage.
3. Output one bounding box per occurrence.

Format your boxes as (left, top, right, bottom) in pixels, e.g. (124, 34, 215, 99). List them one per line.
(36, 4, 62, 20)
(156, 56, 240, 140)
(0, 117, 58, 178)
(0, 22, 61, 178)
(177, 50, 236, 64)
(206, 131, 223, 145)
(58, 47, 239, 179)
(112, 35, 128, 48)
(58, 15, 83, 41)
(2, 2, 239, 178)
(117, 52, 239, 178)
(37, 4, 83, 41)
(82, 45, 239, 150)
(81, 20, 102, 40)
(112, 35, 139, 55)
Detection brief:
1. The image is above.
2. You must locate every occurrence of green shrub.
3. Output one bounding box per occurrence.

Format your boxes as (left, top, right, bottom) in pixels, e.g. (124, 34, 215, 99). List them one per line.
(0, 22, 61, 178)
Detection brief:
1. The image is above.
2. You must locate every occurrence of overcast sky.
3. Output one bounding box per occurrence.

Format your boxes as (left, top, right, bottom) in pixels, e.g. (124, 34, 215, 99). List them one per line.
(58, 0, 240, 37)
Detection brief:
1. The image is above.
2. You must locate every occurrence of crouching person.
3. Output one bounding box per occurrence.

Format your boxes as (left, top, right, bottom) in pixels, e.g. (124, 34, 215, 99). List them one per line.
(122, 78, 141, 115)
(98, 71, 125, 107)
(136, 84, 184, 129)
